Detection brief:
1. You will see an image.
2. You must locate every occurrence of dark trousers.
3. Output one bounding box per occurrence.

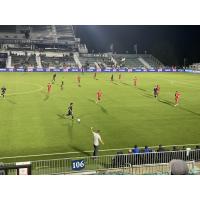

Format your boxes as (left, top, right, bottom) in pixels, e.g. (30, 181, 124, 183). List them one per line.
(93, 145, 99, 156)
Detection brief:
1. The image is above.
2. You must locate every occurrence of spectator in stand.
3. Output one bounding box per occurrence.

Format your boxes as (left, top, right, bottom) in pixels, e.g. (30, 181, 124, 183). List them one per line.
(132, 145, 140, 153)
(157, 144, 166, 163)
(157, 144, 165, 152)
(172, 146, 177, 151)
(195, 145, 200, 150)
(144, 145, 150, 153)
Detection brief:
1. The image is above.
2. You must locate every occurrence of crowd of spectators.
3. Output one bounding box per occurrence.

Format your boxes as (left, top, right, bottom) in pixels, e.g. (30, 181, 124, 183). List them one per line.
(111, 144, 200, 168)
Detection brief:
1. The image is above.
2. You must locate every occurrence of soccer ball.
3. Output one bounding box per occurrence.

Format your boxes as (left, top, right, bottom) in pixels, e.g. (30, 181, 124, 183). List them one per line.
(77, 118, 81, 123)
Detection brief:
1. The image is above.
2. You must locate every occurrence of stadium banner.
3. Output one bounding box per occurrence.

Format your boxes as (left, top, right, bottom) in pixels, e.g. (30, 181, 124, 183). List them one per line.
(16, 68, 25, 72)
(71, 159, 85, 171)
(185, 69, 193, 73)
(50, 68, 63, 72)
(128, 68, 133, 72)
(0, 67, 190, 73)
(147, 69, 156, 72)
(86, 69, 96, 72)
(192, 70, 200, 73)
(117, 68, 128, 72)
(177, 69, 184, 72)
(102, 68, 113, 72)
(68, 68, 79, 72)
(163, 69, 172, 72)
(0, 68, 7, 72)
(8, 68, 14, 72)
(34, 68, 45, 72)
(132, 69, 142, 72)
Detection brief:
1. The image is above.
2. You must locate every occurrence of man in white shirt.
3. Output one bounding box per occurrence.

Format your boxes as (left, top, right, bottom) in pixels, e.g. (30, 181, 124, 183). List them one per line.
(91, 127, 104, 157)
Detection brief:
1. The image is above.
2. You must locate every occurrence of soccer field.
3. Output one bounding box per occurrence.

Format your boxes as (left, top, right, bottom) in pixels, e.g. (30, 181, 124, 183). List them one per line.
(0, 72, 200, 162)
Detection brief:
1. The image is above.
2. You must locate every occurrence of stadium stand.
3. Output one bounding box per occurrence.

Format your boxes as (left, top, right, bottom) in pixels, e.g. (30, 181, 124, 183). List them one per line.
(140, 54, 164, 68)
(0, 26, 166, 69)
(79, 53, 119, 69)
(11, 52, 37, 67)
(40, 54, 76, 67)
(113, 54, 145, 68)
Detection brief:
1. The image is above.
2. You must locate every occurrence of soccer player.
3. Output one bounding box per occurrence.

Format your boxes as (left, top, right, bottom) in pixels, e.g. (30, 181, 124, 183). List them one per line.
(96, 89, 103, 103)
(52, 73, 56, 83)
(174, 91, 181, 106)
(66, 102, 74, 119)
(133, 76, 138, 86)
(77, 75, 81, 87)
(153, 86, 158, 98)
(111, 74, 114, 82)
(119, 73, 122, 81)
(156, 84, 160, 95)
(1, 86, 6, 98)
(47, 83, 52, 93)
(93, 72, 97, 80)
(61, 78, 64, 90)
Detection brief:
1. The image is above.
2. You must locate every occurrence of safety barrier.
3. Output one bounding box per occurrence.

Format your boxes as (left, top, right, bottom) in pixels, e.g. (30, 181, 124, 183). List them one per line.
(2, 149, 199, 175)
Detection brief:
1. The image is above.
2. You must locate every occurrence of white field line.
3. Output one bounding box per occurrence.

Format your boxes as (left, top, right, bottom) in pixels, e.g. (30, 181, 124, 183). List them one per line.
(0, 143, 199, 160)
(157, 77, 200, 89)
(6, 83, 44, 96)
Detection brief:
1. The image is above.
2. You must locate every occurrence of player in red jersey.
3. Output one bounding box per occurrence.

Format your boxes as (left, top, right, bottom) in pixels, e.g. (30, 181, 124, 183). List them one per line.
(47, 83, 52, 93)
(96, 89, 103, 103)
(133, 76, 138, 86)
(119, 73, 122, 81)
(174, 91, 181, 106)
(156, 84, 160, 95)
(77, 75, 81, 87)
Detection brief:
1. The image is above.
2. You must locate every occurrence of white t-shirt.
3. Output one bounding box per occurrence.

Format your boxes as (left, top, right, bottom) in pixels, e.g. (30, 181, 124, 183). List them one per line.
(93, 132, 101, 146)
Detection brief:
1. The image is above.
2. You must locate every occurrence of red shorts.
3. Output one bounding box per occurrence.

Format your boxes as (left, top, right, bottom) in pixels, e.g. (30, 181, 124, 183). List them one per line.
(175, 98, 179, 102)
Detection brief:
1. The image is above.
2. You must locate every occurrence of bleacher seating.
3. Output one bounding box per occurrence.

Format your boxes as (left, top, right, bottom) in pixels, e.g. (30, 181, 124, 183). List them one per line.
(113, 54, 145, 68)
(11, 53, 37, 67)
(40, 54, 76, 67)
(140, 54, 164, 68)
(79, 54, 115, 69)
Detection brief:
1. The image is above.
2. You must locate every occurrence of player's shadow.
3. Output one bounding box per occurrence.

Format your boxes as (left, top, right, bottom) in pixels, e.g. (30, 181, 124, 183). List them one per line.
(6, 98, 16, 104)
(98, 104, 108, 114)
(70, 145, 91, 156)
(121, 82, 131, 86)
(112, 82, 119, 85)
(137, 87, 146, 92)
(178, 106, 200, 117)
(43, 94, 49, 101)
(140, 92, 153, 99)
(159, 99, 174, 106)
(57, 114, 66, 119)
(67, 121, 74, 141)
(88, 98, 96, 104)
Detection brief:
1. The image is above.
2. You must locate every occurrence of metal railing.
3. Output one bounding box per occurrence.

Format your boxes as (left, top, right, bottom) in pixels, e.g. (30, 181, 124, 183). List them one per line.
(2, 149, 200, 175)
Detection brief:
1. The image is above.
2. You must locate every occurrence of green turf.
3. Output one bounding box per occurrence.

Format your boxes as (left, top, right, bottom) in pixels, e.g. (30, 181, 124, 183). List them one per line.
(0, 72, 200, 162)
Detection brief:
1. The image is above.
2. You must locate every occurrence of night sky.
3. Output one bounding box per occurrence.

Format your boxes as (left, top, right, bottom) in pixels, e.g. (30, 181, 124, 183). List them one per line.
(74, 25, 200, 66)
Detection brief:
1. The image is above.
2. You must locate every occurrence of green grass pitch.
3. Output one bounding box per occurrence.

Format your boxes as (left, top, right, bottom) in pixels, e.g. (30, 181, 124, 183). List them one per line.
(0, 72, 200, 162)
